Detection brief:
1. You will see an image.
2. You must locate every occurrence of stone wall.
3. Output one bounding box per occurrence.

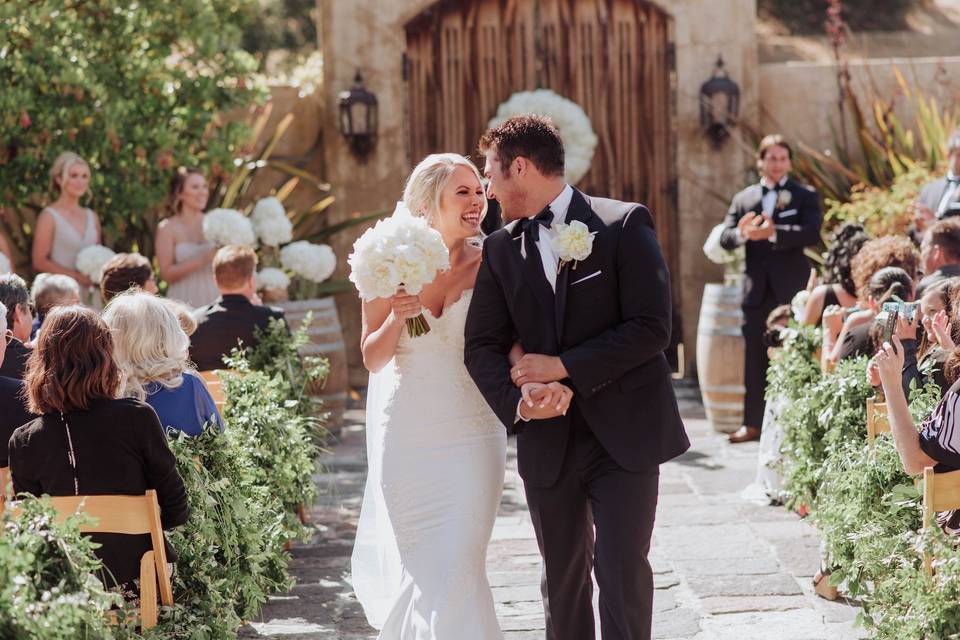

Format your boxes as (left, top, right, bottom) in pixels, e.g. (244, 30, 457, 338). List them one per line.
(318, 0, 760, 384)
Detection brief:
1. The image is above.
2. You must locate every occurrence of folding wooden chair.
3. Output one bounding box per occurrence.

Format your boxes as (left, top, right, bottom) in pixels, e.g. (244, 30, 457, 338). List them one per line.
(0, 466, 8, 514)
(199, 369, 228, 412)
(866, 397, 891, 444)
(922, 466, 960, 575)
(9, 490, 174, 628)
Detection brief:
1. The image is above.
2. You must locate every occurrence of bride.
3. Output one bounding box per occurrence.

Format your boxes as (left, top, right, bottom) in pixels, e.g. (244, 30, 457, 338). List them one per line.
(351, 153, 506, 638)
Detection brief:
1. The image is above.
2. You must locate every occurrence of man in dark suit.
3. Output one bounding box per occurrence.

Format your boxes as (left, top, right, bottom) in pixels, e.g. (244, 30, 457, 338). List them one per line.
(465, 115, 689, 640)
(720, 134, 822, 443)
(189, 245, 286, 371)
(913, 130, 960, 236)
(0, 300, 35, 467)
(0, 274, 34, 380)
(916, 217, 960, 298)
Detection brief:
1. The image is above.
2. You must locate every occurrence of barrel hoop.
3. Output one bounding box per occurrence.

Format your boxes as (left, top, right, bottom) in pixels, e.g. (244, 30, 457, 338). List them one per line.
(701, 384, 746, 394)
(697, 328, 743, 337)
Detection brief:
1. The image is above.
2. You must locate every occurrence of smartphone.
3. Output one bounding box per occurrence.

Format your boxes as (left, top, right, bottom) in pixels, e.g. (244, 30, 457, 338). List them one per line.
(880, 303, 900, 345)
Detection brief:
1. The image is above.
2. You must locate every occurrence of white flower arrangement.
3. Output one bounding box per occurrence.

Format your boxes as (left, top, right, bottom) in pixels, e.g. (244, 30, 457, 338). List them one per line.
(791, 289, 810, 323)
(551, 220, 596, 268)
(348, 202, 450, 336)
(703, 224, 745, 284)
(203, 208, 256, 248)
(487, 89, 598, 185)
(75, 244, 116, 284)
(256, 267, 291, 291)
(251, 196, 293, 247)
(280, 241, 337, 284)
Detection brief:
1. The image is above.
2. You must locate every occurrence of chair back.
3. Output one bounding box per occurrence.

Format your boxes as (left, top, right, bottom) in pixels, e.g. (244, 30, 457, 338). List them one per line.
(199, 369, 227, 411)
(866, 397, 891, 444)
(0, 466, 8, 512)
(922, 467, 960, 575)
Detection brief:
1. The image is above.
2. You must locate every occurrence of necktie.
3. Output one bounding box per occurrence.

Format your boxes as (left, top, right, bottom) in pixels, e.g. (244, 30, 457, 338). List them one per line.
(519, 206, 553, 242)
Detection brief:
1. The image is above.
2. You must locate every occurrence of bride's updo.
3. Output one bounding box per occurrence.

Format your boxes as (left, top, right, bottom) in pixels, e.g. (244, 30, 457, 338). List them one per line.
(402, 153, 487, 223)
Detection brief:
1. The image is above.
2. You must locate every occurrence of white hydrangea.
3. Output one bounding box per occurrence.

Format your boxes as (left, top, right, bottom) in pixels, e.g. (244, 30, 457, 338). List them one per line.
(203, 208, 256, 248)
(703, 224, 743, 266)
(251, 196, 293, 247)
(75, 244, 116, 284)
(256, 267, 291, 291)
(487, 89, 598, 185)
(348, 202, 450, 301)
(280, 241, 337, 283)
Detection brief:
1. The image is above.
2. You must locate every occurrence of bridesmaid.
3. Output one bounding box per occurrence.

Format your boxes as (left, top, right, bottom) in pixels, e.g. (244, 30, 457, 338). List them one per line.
(31, 152, 102, 294)
(156, 167, 219, 309)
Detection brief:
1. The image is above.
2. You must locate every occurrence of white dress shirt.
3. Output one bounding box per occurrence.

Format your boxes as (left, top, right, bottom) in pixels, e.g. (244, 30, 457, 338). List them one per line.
(519, 183, 573, 291)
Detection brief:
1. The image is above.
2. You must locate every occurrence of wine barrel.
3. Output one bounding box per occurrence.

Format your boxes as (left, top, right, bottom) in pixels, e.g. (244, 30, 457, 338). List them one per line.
(696, 283, 745, 433)
(278, 297, 349, 425)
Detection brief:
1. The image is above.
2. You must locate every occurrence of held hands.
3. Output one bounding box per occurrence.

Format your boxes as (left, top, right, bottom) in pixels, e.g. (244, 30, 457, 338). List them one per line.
(875, 336, 906, 390)
(511, 353, 569, 386)
(389, 290, 422, 323)
(737, 212, 775, 242)
(519, 382, 573, 420)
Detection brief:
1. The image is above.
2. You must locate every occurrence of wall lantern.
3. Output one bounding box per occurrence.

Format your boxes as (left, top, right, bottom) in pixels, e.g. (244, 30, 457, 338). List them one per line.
(699, 56, 740, 149)
(338, 70, 378, 162)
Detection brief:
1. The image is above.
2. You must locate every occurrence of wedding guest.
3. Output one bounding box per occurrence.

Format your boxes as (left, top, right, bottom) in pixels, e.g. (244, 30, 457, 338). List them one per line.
(155, 167, 219, 308)
(892, 278, 959, 395)
(31, 152, 102, 298)
(916, 217, 960, 298)
(720, 134, 823, 443)
(0, 274, 33, 379)
(104, 292, 222, 437)
(7, 306, 189, 591)
(0, 302, 35, 468)
(29, 273, 80, 340)
(100, 252, 159, 303)
(160, 298, 198, 337)
(189, 245, 285, 371)
(801, 224, 869, 325)
(912, 129, 960, 235)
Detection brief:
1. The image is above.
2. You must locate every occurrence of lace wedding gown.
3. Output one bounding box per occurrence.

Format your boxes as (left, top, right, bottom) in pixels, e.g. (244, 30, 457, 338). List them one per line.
(352, 290, 506, 639)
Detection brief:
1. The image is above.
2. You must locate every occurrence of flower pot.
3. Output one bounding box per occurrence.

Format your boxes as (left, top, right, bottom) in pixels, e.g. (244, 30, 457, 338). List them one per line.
(696, 283, 745, 433)
(277, 297, 348, 426)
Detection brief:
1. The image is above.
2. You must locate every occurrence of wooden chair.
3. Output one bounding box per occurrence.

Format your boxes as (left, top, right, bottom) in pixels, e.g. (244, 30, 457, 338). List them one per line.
(866, 397, 891, 444)
(9, 490, 173, 628)
(922, 466, 960, 575)
(199, 369, 227, 412)
(0, 466, 8, 513)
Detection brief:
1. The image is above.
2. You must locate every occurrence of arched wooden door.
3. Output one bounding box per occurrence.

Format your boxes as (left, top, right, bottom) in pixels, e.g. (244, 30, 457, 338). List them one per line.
(404, 0, 681, 357)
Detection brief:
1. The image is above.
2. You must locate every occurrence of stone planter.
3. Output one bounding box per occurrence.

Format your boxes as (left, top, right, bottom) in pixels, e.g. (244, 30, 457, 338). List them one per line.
(696, 283, 745, 433)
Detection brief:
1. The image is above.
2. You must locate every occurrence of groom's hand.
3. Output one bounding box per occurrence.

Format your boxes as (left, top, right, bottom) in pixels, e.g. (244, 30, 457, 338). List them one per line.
(511, 354, 569, 386)
(518, 382, 573, 420)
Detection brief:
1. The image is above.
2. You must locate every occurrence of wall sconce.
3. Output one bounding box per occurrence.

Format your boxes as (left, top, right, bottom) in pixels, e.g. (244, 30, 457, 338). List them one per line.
(338, 70, 378, 162)
(699, 56, 740, 149)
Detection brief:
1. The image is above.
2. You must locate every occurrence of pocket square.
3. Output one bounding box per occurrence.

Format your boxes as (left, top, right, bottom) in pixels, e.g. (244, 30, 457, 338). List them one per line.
(570, 270, 602, 285)
(778, 208, 798, 218)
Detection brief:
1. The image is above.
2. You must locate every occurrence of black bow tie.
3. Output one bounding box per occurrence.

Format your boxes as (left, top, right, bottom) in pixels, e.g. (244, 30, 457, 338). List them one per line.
(761, 184, 781, 196)
(520, 206, 554, 242)
(948, 176, 960, 184)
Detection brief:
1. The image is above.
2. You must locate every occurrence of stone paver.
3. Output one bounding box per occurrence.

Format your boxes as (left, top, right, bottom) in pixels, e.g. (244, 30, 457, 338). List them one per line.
(240, 383, 868, 639)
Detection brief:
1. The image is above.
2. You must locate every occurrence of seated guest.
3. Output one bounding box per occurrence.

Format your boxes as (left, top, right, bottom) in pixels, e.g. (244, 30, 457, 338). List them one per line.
(802, 224, 870, 326)
(916, 218, 960, 298)
(189, 245, 286, 371)
(160, 297, 198, 337)
(104, 292, 222, 437)
(0, 301, 35, 468)
(100, 252, 159, 303)
(0, 274, 34, 379)
(30, 273, 80, 340)
(7, 306, 189, 591)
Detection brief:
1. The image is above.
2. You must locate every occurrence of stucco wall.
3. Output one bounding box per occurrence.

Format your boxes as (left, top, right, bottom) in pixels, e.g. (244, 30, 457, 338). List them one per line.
(319, 0, 759, 384)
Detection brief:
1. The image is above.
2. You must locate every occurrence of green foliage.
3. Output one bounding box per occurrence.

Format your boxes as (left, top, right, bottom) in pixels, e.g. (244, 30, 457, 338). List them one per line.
(0, 497, 137, 639)
(0, 0, 265, 258)
(240, 0, 318, 70)
(759, 0, 912, 34)
(246, 315, 330, 409)
(824, 163, 934, 237)
(155, 425, 291, 638)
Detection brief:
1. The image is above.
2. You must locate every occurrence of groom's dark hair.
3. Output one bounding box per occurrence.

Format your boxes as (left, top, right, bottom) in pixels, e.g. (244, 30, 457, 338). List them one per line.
(479, 115, 565, 178)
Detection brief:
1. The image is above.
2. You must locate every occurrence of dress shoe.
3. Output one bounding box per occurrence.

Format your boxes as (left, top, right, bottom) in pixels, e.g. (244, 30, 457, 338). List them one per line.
(728, 426, 761, 443)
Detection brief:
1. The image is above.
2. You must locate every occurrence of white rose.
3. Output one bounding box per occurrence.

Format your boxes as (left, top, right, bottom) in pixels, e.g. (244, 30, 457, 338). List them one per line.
(551, 220, 596, 262)
(256, 267, 291, 291)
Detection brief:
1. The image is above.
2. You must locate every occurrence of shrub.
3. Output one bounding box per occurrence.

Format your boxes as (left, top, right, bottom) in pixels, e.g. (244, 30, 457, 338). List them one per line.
(824, 164, 935, 236)
(759, 0, 912, 34)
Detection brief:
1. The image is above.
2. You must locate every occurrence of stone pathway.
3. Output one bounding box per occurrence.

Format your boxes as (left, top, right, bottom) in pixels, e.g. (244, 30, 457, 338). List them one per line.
(241, 383, 868, 639)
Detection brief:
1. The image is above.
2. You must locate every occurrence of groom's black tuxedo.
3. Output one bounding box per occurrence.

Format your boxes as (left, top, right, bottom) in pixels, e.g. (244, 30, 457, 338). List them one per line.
(465, 188, 689, 640)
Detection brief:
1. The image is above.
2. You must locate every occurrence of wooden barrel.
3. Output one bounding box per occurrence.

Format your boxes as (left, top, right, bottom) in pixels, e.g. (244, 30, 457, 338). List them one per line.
(277, 297, 349, 426)
(696, 283, 745, 433)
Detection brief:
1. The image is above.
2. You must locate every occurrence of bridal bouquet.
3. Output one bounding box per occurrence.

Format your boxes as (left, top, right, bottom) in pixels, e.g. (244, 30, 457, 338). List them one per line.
(75, 244, 116, 284)
(348, 202, 449, 337)
(203, 208, 256, 247)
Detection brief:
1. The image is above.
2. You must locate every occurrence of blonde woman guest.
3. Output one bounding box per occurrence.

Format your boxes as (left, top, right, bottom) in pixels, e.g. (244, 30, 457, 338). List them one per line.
(156, 167, 219, 308)
(103, 291, 222, 437)
(31, 152, 102, 296)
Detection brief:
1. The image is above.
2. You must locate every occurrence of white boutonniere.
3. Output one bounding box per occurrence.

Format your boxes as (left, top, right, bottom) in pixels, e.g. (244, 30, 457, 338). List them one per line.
(776, 189, 792, 210)
(551, 220, 596, 271)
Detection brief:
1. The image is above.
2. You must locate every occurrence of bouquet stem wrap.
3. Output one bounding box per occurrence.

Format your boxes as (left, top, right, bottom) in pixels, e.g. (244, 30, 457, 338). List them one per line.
(406, 313, 430, 338)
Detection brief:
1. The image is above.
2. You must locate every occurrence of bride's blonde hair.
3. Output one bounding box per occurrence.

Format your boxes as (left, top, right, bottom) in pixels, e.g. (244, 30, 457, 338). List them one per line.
(402, 153, 487, 223)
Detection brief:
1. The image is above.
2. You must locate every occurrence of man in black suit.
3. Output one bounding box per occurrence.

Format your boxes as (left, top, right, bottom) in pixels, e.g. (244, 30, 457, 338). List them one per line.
(465, 115, 689, 640)
(913, 130, 960, 236)
(0, 274, 34, 380)
(189, 245, 286, 371)
(720, 134, 822, 443)
(0, 300, 35, 467)
(917, 217, 960, 298)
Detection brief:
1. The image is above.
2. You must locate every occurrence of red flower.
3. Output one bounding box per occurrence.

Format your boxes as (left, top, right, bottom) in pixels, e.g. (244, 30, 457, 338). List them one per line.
(19, 111, 31, 129)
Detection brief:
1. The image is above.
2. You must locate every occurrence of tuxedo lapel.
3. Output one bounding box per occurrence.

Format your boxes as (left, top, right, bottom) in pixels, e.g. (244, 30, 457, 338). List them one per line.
(508, 222, 555, 315)
(554, 190, 598, 343)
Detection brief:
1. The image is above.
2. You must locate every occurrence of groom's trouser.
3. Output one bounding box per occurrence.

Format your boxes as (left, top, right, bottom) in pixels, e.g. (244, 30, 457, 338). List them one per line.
(523, 406, 660, 640)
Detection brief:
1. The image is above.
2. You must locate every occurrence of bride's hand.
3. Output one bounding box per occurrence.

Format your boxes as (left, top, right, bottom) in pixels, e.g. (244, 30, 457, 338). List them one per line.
(520, 382, 573, 417)
(390, 290, 422, 323)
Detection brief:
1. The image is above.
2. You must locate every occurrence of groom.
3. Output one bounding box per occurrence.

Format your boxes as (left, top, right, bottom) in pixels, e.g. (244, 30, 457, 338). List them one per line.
(465, 115, 689, 640)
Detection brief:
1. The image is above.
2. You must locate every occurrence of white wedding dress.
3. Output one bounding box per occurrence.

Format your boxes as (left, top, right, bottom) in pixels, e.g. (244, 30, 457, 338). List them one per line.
(352, 289, 507, 639)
